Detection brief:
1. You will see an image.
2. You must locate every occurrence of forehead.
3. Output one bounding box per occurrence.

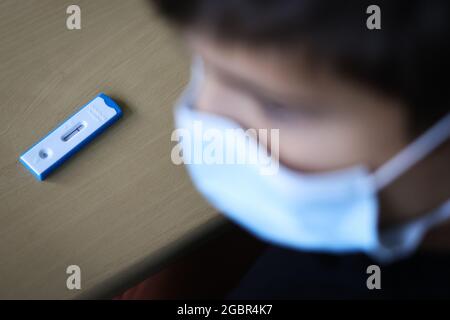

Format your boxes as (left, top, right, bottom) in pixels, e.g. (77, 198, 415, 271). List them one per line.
(186, 33, 336, 102)
(186, 32, 407, 128)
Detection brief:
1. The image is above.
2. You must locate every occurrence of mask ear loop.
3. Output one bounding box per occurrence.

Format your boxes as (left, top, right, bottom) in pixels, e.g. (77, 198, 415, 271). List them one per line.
(189, 55, 205, 100)
(175, 55, 205, 112)
(373, 113, 450, 191)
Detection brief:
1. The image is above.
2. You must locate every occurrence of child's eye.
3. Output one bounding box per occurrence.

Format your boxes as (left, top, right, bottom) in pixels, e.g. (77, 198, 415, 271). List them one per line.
(260, 99, 322, 121)
(260, 100, 291, 119)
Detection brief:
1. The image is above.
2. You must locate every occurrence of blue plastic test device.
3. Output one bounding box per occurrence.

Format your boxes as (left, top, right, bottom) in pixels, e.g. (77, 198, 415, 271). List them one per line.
(19, 93, 122, 181)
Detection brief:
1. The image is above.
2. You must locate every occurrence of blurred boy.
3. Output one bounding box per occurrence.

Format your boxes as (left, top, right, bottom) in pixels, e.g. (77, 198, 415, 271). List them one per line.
(152, 0, 450, 298)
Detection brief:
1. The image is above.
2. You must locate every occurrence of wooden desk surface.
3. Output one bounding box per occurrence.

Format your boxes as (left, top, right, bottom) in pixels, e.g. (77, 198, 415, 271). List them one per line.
(0, 0, 224, 299)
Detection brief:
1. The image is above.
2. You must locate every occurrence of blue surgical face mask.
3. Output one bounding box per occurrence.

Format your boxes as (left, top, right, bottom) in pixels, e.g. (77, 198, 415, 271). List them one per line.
(174, 59, 450, 263)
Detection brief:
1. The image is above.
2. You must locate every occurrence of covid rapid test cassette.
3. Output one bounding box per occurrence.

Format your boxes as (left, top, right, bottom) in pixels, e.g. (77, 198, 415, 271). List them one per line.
(19, 93, 122, 181)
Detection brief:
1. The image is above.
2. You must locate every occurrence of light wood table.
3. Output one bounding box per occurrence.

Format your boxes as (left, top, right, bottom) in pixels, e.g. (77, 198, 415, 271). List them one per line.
(0, 0, 224, 299)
